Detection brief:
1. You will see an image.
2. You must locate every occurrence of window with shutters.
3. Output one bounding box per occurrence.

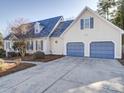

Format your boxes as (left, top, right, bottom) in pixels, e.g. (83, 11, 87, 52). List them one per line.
(80, 17, 94, 29)
(84, 18, 90, 28)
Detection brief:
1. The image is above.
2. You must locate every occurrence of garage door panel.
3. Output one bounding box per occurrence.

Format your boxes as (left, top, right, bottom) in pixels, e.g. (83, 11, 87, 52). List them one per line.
(67, 42, 84, 57)
(91, 50, 114, 54)
(91, 54, 114, 58)
(91, 42, 113, 45)
(91, 47, 114, 50)
(90, 42, 114, 59)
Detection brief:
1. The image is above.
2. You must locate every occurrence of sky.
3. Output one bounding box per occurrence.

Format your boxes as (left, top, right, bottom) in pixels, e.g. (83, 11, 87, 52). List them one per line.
(0, 0, 98, 37)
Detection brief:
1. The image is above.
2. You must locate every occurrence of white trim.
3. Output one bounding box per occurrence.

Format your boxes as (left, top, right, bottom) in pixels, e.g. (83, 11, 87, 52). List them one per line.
(9, 34, 18, 40)
(87, 7, 124, 34)
(60, 6, 124, 37)
(34, 22, 43, 34)
(84, 17, 90, 29)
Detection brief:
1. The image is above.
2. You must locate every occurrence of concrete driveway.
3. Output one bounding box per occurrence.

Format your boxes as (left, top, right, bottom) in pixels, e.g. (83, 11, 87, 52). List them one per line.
(0, 57, 124, 93)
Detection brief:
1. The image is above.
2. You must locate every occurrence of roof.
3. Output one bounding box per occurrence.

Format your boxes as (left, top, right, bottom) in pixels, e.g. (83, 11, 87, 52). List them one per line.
(50, 20, 73, 37)
(4, 16, 63, 40)
(26, 16, 62, 38)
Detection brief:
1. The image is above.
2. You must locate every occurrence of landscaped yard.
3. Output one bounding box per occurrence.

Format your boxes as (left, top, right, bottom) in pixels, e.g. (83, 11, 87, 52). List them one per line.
(0, 59, 36, 77)
(0, 54, 63, 77)
(0, 57, 124, 93)
(22, 54, 64, 62)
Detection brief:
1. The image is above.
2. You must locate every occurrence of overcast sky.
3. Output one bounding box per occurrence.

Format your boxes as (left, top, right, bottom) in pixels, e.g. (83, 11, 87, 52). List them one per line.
(0, 0, 98, 37)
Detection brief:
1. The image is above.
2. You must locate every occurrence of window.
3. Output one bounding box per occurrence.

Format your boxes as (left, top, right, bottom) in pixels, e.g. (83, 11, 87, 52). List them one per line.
(27, 41, 30, 50)
(34, 22, 44, 34)
(27, 41, 33, 50)
(40, 41, 43, 50)
(84, 18, 90, 28)
(80, 17, 94, 29)
(36, 40, 43, 51)
(30, 41, 33, 50)
(36, 40, 38, 50)
(6, 42, 10, 50)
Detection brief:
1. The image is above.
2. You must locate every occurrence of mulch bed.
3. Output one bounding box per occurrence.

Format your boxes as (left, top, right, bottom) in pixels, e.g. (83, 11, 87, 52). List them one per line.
(4, 55, 64, 62)
(0, 63, 36, 77)
(22, 55, 64, 62)
(117, 53, 124, 66)
(118, 59, 124, 65)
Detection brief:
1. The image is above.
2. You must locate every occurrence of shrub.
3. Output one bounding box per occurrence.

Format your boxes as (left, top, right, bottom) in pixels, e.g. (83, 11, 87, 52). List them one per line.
(8, 52, 20, 58)
(0, 59, 4, 64)
(0, 64, 6, 71)
(33, 51, 45, 59)
(25, 53, 31, 56)
(0, 59, 5, 71)
(14, 58, 21, 65)
(0, 49, 6, 58)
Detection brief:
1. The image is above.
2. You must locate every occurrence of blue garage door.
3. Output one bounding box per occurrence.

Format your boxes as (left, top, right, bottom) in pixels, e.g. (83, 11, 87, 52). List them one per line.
(67, 42, 84, 57)
(90, 42, 114, 59)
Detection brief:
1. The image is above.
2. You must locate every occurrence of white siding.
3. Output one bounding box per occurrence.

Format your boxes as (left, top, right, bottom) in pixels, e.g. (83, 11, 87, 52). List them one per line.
(63, 9, 122, 58)
(50, 37, 64, 55)
(26, 38, 50, 54)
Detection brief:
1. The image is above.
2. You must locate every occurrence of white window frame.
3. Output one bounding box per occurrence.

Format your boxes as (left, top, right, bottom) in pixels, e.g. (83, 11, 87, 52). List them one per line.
(34, 22, 41, 34)
(6, 41, 10, 50)
(36, 40, 43, 51)
(34, 22, 44, 34)
(84, 17, 90, 29)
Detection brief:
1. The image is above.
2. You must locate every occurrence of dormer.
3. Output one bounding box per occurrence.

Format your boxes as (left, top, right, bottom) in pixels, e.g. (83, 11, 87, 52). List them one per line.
(34, 22, 44, 34)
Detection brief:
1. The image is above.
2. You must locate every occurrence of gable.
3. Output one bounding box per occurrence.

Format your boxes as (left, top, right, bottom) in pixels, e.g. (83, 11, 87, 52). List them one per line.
(4, 34, 18, 40)
(50, 20, 73, 37)
(61, 7, 124, 37)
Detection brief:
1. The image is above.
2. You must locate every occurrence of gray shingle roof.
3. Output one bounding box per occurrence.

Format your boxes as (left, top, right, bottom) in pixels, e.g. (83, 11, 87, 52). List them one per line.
(26, 16, 62, 38)
(4, 16, 73, 40)
(50, 20, 73, 37)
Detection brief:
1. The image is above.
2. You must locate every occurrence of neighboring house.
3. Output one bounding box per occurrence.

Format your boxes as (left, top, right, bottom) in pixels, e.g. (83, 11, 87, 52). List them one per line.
(4, 7, 124, 59)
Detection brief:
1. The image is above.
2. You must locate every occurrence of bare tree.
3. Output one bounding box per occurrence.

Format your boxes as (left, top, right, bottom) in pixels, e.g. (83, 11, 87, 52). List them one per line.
(7, 18, 32, 35)
(7, 18, 32, 57)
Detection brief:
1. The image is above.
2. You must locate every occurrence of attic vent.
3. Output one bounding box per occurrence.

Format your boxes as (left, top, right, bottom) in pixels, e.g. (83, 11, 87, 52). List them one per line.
(34, 22, 44, 34)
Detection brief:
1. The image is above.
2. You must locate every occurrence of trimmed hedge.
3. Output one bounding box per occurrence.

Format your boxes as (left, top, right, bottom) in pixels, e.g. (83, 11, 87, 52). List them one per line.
(33, 51, 45, 59)
(8, 52, 20, 58)
(0, 49, 6, 58)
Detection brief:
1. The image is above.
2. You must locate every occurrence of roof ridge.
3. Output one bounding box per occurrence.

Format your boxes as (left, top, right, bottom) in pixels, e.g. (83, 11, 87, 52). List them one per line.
(36, 16, 63, 22)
